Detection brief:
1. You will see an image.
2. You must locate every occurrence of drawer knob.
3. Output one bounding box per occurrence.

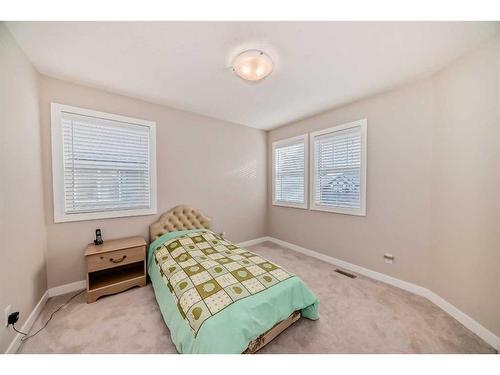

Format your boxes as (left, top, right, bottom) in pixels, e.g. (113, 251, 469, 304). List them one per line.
(109, 255, 127, 263)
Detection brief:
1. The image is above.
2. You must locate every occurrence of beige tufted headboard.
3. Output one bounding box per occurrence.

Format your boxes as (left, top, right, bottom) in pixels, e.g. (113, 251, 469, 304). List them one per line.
(149, 205, 211, 242)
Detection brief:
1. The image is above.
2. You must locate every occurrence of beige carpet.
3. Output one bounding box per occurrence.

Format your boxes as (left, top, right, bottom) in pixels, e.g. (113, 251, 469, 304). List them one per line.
(18, 242, 496, 354)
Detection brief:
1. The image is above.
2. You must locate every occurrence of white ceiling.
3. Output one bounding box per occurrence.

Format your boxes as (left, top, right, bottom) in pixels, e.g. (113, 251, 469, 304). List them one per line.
(6, 21, 499, 130)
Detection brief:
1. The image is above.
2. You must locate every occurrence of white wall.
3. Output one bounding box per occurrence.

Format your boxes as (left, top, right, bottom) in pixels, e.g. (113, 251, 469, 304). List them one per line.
(0, 24, 47, 352)
(268, 34, 500, 337)
(268, 79, 436, 288)
(38, 76, 268, 288)
(431, 34, 500, 337)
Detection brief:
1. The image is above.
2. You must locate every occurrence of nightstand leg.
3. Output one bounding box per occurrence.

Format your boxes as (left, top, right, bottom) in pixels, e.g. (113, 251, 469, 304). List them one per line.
(86, 292, 98, 304)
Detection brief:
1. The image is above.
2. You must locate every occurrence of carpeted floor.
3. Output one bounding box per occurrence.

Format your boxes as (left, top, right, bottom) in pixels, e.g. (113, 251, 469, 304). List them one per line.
(18, 241, 496, 354)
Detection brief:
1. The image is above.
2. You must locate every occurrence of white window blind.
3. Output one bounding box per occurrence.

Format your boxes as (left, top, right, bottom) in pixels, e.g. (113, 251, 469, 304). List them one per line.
(272, 135, 307, 208)
(311, 119, 367, 215)
(51, 104, 157, 222)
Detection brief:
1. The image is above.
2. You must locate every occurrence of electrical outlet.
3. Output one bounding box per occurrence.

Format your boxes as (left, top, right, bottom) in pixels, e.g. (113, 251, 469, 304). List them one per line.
(4, 305, 11, 327)
(384, 253, 394, 264)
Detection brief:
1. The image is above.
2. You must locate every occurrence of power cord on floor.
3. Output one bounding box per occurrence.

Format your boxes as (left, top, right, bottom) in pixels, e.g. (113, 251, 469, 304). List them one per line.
(11, 289, 85, 343)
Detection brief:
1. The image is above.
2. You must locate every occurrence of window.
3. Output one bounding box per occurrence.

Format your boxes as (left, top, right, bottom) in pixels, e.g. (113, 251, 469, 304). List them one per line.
(310, 119, 367, 216)
(272, 134, 308, 208)
(51, 103, 157, 222)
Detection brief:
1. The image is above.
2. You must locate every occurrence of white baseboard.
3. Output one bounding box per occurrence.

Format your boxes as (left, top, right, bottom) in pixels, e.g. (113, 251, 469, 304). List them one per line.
(238, 236, 272, 248)
(5, 290, 49, 354)
(248, 236, 500, 352)
(7, 237, 498, 353)
(424, 290, 500, 352)
(5, 280, 86, 354)
(268, 237, 429, 296)
(47, 280, 86, 298)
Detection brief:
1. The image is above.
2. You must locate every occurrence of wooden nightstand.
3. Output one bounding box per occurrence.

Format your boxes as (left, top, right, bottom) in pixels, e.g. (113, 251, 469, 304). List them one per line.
(84, 236, 147, 303)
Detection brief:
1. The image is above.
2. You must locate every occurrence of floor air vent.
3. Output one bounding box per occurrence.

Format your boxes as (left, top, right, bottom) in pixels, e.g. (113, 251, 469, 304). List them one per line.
(335, 269, 357, 279)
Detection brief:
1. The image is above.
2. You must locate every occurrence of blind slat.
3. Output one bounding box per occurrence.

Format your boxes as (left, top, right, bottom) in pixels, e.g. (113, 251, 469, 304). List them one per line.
(62, 111, 151, 214)
(274, 138, 305, 205)
(313, 126, 362, 209)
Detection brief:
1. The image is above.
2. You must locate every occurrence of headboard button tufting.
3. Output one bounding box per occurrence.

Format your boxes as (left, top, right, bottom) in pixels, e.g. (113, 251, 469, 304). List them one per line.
(149, 205, 211, 242)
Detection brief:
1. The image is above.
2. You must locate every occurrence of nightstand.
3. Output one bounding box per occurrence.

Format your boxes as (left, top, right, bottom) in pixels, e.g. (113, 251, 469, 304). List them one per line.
(84, 236, 147, 303)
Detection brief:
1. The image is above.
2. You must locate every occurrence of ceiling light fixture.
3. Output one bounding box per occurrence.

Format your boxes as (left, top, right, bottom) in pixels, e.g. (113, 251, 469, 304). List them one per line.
(232, 50, 273, 82)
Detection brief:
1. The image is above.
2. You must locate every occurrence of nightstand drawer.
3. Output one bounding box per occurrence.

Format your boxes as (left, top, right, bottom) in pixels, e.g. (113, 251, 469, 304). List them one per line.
(87, 246, 145, 272)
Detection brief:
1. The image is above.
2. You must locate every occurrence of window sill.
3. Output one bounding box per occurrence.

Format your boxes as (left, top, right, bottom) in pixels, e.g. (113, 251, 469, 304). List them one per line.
(54, 207, 157, 223)
(272, 201, 308, 210)
(310, 204, 366, 216)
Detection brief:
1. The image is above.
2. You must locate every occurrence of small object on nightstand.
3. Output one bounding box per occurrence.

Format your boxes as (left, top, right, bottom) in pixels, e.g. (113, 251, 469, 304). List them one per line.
(84, 236, 147, 303)
(94, 229, 104, 245)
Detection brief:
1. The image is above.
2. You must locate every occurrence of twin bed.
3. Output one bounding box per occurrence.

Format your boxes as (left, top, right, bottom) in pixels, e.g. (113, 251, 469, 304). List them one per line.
(147, 205, 319, 354)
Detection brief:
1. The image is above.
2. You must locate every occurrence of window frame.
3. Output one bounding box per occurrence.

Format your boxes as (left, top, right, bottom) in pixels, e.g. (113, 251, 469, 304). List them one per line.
(309, 119, 367, 216)
(271, 134, 308, 209)
(51, 103, 157, 223)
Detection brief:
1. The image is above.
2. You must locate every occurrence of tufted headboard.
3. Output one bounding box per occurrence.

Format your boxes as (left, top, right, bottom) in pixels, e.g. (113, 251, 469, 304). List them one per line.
(149, 205, 211, 242)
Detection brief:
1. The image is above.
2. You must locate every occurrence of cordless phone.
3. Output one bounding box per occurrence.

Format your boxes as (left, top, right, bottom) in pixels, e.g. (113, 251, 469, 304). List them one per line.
(94, 229, 104, 245)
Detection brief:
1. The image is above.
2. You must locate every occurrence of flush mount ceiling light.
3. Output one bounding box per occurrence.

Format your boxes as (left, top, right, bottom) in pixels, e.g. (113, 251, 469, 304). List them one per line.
(232, 50, 273, 82)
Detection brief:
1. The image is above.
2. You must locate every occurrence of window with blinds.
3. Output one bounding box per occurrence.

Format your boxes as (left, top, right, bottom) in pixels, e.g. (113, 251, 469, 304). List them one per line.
(51, 104, 157, 222)
(272, 134, 308, 208)
(310, 119, 367, 216)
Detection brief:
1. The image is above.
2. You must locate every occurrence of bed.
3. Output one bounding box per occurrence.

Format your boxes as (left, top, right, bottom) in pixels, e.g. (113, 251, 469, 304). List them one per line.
(148, 205, 319, 353)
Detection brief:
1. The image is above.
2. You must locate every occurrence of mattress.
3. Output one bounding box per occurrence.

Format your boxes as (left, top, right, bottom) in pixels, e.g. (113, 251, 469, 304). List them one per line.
(147, 229, 319, 353)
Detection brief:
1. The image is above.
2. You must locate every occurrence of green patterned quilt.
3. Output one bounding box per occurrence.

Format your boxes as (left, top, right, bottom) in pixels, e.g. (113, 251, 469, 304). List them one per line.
(153, 230, 294, 335)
